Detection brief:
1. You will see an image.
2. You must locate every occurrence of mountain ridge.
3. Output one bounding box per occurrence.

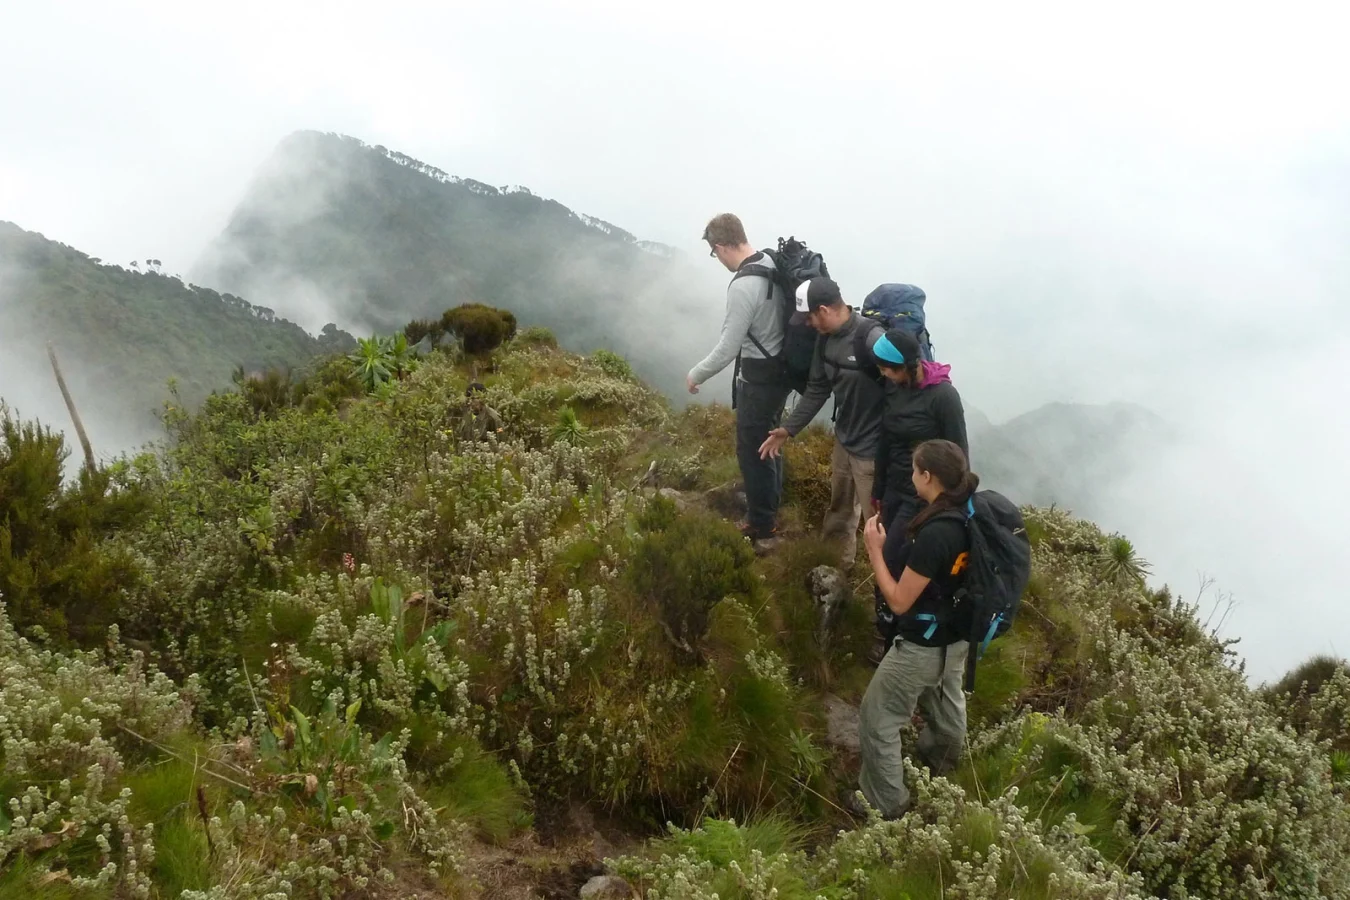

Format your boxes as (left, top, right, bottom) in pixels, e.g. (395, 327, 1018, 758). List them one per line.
(0, 219, 353, 453)
(190, 129, 715, 400)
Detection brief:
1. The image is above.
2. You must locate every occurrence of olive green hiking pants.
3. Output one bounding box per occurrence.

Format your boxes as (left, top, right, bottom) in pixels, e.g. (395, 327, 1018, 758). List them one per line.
(858, 639, 969, 818)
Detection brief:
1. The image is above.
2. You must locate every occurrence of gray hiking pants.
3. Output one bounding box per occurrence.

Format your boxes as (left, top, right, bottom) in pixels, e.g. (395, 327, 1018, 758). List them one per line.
(858, 639, 969, 818)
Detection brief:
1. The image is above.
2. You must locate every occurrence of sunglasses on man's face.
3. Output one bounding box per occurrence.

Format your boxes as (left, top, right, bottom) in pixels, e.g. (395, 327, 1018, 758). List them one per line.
(708, 244, 718, 257)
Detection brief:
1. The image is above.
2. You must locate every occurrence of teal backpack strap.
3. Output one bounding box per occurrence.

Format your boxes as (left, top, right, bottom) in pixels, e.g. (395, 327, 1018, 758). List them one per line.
(912, 613, 940, 641)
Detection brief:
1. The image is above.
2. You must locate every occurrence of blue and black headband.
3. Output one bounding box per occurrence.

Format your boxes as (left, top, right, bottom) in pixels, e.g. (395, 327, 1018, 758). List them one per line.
(872, 334, 907, 365)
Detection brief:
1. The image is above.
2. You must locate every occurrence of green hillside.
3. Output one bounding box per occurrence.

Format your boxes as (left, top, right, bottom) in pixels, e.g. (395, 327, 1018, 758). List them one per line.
(2, 325, 1348, 899)
(0, 220, 354, 442)
(192, 130, 709, 399)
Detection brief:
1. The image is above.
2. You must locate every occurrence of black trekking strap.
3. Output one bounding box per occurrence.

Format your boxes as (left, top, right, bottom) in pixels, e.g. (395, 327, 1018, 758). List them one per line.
(731, 353, 740, 410)
(727, 264, 775, 409)
(743, 273, 776, 361)
(959, 498, 979, 693)
(963, 626, 978, 693)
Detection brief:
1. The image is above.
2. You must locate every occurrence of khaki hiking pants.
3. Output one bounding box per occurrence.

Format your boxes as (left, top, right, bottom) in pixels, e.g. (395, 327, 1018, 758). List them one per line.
(858, 639, 969, 819)
(822, 441, 875, 567)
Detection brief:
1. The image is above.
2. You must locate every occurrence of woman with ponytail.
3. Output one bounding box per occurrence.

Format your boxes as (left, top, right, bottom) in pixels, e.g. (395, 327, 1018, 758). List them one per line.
(865, 328, 969, 661)
(852, 439, 976, 820)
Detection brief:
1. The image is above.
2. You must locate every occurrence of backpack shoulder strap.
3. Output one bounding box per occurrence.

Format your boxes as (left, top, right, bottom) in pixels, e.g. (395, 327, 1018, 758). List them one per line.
(730, 262, 780, 361)
(731, 263, 776, 283)
(851, 319, 886, 382)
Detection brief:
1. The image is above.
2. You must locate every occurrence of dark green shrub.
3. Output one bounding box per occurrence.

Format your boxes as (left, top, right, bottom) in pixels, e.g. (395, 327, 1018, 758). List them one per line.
(499, 309, 518, 340)
(0, 407, 145, 644)
(783, 427, 835, 528)
(590, 348, 634, 381)
(403, 317, 442, 346)
(516, 325, 558, 348)
(293, 354, 364, 414)
(231, 364, 296, 418)
(626, 505, 761, 664)
(1264, 655, 1350, 751)
(441, 303, 517, 355)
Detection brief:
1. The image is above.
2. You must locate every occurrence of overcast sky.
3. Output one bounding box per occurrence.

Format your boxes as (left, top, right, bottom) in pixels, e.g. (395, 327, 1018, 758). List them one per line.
(2, 0, 1348, 680)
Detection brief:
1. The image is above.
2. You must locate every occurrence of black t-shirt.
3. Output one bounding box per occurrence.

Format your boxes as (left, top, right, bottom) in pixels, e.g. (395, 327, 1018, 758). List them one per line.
(883, 515, 970, 646)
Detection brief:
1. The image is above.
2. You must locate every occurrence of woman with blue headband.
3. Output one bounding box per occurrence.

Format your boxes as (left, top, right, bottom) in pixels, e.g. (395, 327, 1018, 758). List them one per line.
(866, 328, 968, 661)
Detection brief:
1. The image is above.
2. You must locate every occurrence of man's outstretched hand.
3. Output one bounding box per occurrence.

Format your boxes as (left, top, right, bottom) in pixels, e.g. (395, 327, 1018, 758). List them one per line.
(759, 427, 789, 460)
(685, 374, 700, 395)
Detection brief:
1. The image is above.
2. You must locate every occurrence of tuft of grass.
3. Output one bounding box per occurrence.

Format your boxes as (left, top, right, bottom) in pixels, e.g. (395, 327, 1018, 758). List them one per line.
(152, 820, 214, 897)
(626, 817, 815, 900)
(659, 815, 805, 864)
(425, 738, 532, 844)
(0, 854, 112, 900)
(964, 626, 1039, 728)
(123, 750, 215, 896)
(959, 717, 1127, 864)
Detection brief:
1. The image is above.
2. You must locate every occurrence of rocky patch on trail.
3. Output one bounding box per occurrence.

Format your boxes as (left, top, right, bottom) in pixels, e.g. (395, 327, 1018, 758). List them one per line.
(579, 875, 635, 899)
(702, 480, 748, 521)
(824, 693, 861, 756)
(808, 564, 850, 644)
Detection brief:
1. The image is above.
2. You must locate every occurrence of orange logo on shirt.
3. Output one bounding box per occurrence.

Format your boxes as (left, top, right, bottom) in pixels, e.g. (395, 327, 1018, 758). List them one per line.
(950, 552, 969, 576)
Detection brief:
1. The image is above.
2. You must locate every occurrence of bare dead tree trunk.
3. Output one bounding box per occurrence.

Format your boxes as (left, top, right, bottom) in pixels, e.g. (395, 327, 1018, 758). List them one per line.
(46, 341, 96, 474)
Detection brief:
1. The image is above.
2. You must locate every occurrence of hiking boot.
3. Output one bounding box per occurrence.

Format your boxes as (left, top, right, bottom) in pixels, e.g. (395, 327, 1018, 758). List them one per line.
(737, 521, 779, 542)
(842, 789, 907, 822)
(842, 789, 872, 820)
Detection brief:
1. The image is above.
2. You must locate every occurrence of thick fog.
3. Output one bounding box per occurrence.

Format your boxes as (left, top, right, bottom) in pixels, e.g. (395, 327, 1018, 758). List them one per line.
(2, 1, 1348, 681)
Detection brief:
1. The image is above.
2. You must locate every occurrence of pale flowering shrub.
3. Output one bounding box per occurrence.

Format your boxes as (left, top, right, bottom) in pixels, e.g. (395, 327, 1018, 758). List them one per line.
(614, 762, 1147, 899)
(176, 720, 468, 900)
(16, 336, 1350, 899)
(0, 598, 191, 896)
(979, 508, 1350, 899)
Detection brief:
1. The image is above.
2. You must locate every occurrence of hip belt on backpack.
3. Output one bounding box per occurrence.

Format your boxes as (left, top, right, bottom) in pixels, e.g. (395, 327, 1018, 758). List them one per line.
(737, 353, 785, 386)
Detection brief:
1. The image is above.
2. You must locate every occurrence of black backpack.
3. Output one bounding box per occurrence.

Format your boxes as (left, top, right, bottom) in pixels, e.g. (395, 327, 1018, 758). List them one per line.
(732, 236, 828, 394)
(938, 491, 1032, 692)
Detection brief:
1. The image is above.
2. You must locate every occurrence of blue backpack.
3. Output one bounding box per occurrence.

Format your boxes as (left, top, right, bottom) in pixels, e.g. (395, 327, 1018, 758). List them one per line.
(860, 284, 935, 362)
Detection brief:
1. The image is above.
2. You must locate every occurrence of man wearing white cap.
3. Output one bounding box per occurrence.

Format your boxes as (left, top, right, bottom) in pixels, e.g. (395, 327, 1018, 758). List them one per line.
(759, 276, 886, 568)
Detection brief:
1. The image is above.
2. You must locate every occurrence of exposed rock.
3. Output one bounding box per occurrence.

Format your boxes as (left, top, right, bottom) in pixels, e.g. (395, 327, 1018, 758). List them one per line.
(638, 485, 691, 512)
(657, 487, 689, 511)
(824, 693, 860, 754)
(580, 874, 634, 899)
(807, 565, 851, 643)
(703, 481, 747, 521)
(752, 535, 783, 556)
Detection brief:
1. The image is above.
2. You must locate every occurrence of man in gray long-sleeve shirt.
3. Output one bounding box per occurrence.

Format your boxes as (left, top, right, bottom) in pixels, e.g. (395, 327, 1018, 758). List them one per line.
(760, 277, 885, 566)
(688, 213, 791, 541)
